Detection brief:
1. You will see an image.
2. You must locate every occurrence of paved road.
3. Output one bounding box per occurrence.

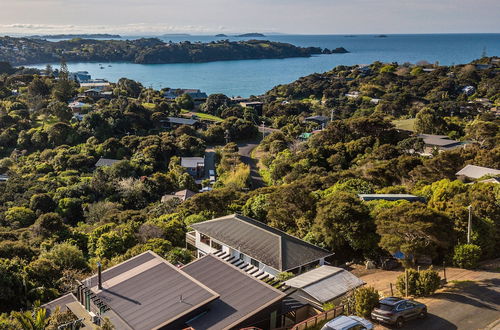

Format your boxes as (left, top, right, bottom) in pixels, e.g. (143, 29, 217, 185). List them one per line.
(371, 269, 500, 330)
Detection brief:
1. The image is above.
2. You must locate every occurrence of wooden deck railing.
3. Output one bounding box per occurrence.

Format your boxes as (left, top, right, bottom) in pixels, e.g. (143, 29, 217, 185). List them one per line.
(287, 305, 345, 330)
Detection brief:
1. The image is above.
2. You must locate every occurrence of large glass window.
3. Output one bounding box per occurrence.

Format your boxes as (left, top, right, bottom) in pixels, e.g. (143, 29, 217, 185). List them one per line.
(211, 240, 222, 251)
(200, 233, 210, 246)
(251, 258, 259, 267)
(239, 253, 245, 260)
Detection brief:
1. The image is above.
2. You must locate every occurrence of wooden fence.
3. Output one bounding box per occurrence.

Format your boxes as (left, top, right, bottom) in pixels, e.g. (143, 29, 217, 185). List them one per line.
(288, 305, 345, 330)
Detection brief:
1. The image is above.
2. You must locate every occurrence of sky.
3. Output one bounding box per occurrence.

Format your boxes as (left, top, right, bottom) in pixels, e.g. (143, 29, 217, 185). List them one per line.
(0, 0, 499, 35)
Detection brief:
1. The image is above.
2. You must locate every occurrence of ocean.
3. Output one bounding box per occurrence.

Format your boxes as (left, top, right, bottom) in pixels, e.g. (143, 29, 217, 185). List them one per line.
(29, 34, 500, 97)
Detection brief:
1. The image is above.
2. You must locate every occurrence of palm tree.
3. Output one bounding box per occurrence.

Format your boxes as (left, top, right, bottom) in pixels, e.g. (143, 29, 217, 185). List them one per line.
(12, 301, 48, 330)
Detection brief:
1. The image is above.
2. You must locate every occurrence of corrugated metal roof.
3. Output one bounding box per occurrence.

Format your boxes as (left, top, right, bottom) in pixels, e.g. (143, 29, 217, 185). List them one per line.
(182, 255, 285, 330)
(85, 251, 219, 330)
(456, 164, 500, 179)
(190, 214, 332, 272)
(284, 266, 364, 304)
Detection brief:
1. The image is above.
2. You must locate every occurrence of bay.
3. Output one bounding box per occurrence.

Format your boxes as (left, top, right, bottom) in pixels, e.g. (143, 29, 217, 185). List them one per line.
(29, 34, 500, 97)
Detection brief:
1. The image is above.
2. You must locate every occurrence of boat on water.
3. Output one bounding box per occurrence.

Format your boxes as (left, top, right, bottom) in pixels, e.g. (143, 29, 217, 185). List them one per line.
(108, 65, 112, 67)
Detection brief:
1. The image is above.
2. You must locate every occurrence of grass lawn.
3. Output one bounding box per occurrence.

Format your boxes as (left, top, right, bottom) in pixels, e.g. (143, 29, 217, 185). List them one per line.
(180, 109, 223, 122)
(392, 118, 416, 131)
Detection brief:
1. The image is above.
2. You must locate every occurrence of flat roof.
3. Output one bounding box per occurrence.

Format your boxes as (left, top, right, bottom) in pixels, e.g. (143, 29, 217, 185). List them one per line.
(182, 255, 285, 330)
(84, 251, 219, 330)
(456, 164, 500, 179)
(167, 117, 198, 125)
(417, 134, 462, 147)
(190, 214, 332, 272)
(181, 157, 205, 168)
(358, 194, 425, 202)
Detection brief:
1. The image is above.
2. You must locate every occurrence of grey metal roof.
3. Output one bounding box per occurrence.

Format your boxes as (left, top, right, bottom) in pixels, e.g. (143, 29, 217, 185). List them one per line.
(167, 117, 198, 125)
(84, 251, 219, 330)
(181, 157, 205, 168)
(190, 214, 332, 272)
(305, 115, 329, 123)
(417, 134, 462, 147)
(358, 194, 425, 202)
(284, 266, 365, 304)
(456, 165, 500, 179)
(182, 254, 285, 330)
(95, 157, 120, 167)
(42, 293, 77, 314)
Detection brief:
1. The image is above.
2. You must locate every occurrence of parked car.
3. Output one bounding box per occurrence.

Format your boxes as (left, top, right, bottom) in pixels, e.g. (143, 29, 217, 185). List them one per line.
(321, 315, 373, 330)
(371, 297, 427, 328)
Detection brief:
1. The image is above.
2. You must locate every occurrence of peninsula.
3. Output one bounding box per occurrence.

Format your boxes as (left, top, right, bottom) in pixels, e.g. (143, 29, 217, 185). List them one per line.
(29, 34, 122, 39)
(0, 36, 344, 65)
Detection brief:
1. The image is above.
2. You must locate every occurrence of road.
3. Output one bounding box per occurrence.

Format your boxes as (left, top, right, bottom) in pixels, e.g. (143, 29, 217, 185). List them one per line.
(363, 266, 500, 330)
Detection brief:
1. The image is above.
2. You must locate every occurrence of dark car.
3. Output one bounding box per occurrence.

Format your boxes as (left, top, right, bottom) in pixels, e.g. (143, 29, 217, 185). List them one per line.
(371, 297, 427, 328)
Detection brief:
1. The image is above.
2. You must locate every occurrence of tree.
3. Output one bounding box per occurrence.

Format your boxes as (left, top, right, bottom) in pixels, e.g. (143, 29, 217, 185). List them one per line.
(375, 202, 453, 265)
(41, 243, 88, 271)
(32, 213, 66, 237)
(30, 194, 56, 214)
(175, 93, 194, 110)
(414, 108, 446, 134)
(12, 304, 48, 330)
(27, 77, 50, 98)
(465, 120, 499, 148)
(453, 244, 481, 269)
(47, 101, 72, 122)
(354, 286, 380, 318)
(4, 207, 36, 228)
(202, 94, 230, 115)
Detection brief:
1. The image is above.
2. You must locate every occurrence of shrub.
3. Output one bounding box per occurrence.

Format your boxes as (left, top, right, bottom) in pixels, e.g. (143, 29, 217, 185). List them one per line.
(354, 286, 380, 318)
(276, 272, 294, 282)
(396, 268, 441, 297)
(416, 268, 441, 296)
(453, 244, 481, 269)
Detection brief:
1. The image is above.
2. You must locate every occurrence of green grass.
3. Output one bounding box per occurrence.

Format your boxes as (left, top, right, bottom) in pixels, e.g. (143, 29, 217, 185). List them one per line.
(142, 102, 156, 110)
(180, 110, 223, 122)
(392, 118, 416, 131)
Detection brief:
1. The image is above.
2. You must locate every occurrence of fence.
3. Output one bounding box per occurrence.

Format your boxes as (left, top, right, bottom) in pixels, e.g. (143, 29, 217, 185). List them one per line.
(288, 305, 345, 330)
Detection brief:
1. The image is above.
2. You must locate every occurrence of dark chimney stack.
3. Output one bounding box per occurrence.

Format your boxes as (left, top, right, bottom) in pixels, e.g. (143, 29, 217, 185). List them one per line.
(97, 262, 102, 290)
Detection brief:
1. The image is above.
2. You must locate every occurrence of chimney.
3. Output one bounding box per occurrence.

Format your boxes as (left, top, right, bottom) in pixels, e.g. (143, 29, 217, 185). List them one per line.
(97, 262, 102, 290)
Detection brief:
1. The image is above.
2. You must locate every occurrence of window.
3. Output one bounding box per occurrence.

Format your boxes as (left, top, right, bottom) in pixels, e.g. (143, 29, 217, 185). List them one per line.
(250, 258, 259, 267)
(211, 240, 222, 251)
(239, 253, 245, 260)
(200, 233, 210, 246)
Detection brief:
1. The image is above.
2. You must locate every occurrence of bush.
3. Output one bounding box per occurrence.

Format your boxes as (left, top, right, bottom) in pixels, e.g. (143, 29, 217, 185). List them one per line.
(417, 268, 441, 296)
(276, 272, 294, 282)
(453, 244, 481, 269)
(354, 286, 380, 318)
(396, 268, 441, 297)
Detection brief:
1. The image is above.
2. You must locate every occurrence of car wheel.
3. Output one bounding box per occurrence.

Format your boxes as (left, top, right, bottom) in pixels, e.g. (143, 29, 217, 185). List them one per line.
(396, 317, 405, 328)
(419, 309, 427, 318)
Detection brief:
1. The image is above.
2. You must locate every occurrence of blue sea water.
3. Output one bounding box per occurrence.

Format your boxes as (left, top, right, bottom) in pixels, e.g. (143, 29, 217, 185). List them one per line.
(30, 34, 500, 97)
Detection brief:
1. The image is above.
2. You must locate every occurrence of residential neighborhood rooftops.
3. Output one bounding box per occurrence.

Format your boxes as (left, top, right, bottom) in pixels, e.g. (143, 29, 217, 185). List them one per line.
(284, 265, 365, 304)
(95, 157, 120, 167)
(190, 214, 333, 272)
(161, 189, 197, 203)
(181, 254, 286, 330)
(83, 251, 219, 330)
(358, 194, 425, 202)
(180, 157, 205, 168)
(456, 165, 500, 179)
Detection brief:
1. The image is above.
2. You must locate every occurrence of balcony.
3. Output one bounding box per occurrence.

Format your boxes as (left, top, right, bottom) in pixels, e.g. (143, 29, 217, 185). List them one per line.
(186, 231, 196, 247)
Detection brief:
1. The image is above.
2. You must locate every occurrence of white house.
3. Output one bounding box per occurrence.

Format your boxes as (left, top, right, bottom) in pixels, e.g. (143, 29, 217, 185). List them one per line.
(187, 214, 333, 277)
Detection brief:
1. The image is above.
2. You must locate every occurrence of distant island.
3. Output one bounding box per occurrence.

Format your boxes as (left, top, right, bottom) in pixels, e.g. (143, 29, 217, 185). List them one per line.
(0, 36, 347, 65)
(375, 34, 388, 38)
(161, 33, 191, 37)
(29, 34, 121, 39)
(215, 34, 228, 37)
(236, 33, 266, 37)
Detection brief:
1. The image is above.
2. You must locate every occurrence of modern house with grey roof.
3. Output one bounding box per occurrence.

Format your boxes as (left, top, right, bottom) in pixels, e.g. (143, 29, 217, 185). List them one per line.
(456, 164, 500, 181)
(284, 266, 365, 309)
(187, 214, 333, 277)
(95, 157, 120, 167)
(161, 116, 199, 129)
(358, 194, 426, 203)
(181, 156, 205, 178)
(417, 134, 467, 155)
(43, 251, 289, 330)
(161, 189, 197, 203)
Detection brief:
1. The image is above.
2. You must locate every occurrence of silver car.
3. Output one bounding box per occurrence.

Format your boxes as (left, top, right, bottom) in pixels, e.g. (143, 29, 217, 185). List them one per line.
(321, 315, 374, 330)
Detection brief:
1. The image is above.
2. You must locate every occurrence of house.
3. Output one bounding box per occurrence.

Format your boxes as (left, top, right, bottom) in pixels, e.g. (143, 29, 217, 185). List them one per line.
(417, 134, 465, 154)
(68, 101, 90, 113)
(43, 251, 288, 330)
(345, 91, 360, 99)
(181, 157, 205, 178)
(0, 174, 8, 182)
(358, 194, 426, 203)
(187, 214, 333, 276)
(95, 157, 120, 167)
(69, 71, 91, 82)
(80, 79, 110, 91)
(161, 116, 199, 129)
(461, 86, 475, 96)
(284, 266, 365, 309)
(83, 88, 101, 98)
(164, 89, 208, 102)
(161, 189, 197, 203)
(456, 165, 500, 181)
(304, 116, 329, 126)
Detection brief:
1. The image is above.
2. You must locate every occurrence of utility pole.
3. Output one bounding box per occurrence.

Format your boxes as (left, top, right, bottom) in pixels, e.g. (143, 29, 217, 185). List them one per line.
(261, 121, 266, 139)
(467, 205, 472, 244)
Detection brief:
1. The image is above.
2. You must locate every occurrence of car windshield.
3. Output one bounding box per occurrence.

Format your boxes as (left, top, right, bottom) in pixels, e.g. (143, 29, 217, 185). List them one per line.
(377, 303, 394, 311)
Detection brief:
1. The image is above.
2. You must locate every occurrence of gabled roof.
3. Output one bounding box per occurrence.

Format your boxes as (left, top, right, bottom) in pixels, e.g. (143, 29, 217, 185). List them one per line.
(190, 214, 332, 272)
(82, 251, 219, 330)
(456, 164, 500, 179)
(95, 157, 120, 167)
(182, 255, 286, 330)
(181, 157, 205, 168)
(417, 134, 462, 148)
(284, 266, 364, 304)
(162, 189, 197, 203)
